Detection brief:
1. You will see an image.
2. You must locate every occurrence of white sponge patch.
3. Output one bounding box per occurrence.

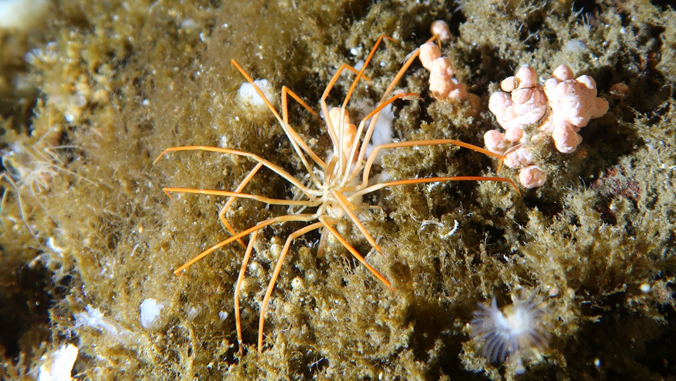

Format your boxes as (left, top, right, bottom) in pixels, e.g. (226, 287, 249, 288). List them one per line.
(140, 298, 164, 329)
(38, 344, 78, 381)
(237, 79, 275, 108)
(0, 0, 50, 30)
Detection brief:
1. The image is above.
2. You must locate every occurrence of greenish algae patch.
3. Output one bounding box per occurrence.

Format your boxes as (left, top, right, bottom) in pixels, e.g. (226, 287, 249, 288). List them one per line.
(0, 0, 675, 380)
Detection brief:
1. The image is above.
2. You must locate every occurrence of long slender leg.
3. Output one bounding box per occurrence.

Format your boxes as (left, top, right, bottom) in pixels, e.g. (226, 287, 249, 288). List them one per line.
(280, 87, 322, 164)
(349, 35, 467, 179)
(318, 216, 393, 290)
(352, 35, 484, 183)
(349, 47, 424, 182)
(231, 60, 322, 184)
(351, 176, 520, 200)
(320, 64, 374, 154)
(361, 139, 508, 188)
(163, 187, 320, 208)
(173, 214, 316, 275)
(258, 221, 324, 353)
(220, 163, 263, 249)
(330, 189, 382, 254)
(341, 35, 396, 110)
(316, 226, 329, 258)
(336, 35, 396, 177)
(154, 146, 321, 198)
(280, 86, 324, 188)
(381, 33, 442, 105)
(341, 91, 420, 185)
(235, 230, 258, 356)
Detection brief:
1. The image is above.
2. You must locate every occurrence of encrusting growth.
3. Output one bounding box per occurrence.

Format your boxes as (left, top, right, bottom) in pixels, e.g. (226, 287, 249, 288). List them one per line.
(485, 65, 609, 188)
(418, 20, 480, 112)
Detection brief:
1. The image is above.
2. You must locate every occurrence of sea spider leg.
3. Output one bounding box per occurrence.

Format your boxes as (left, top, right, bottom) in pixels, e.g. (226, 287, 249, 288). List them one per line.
(341, 35, 397, 112)
(318, 215, 392, 290)
(350, 45, 425, 183)
(318, 35, 395, 176)
(219, 163, 263, 249)
(258, 221, 324, 353)
(231, 60, 324, 185)
(329, 188, 383, 255)
(154, 146, 320, 198)
(316, 226, 330, 258)
(280, 85, 322, 163)
(351, 176, 519, 201)
(319, 63, 373, 154)
(173, 214, 316, 274)
(348, 34, 441, 183)
(336, 35, 396, 176)
(361, 139, 508, 189)
(278, 86, 325, 187)
(341, 91, 421, 185)
(162, 187, 321, 208)
(235, 229, 258, 356)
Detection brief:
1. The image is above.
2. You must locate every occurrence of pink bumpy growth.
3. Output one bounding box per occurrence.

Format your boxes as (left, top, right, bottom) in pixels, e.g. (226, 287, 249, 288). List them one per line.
(484, 64, 608, 188)
(541, 65, 609, 153)
(419, 41, 469, 102)
(430, 20, 451, 42)
(488, 66, 548, 143)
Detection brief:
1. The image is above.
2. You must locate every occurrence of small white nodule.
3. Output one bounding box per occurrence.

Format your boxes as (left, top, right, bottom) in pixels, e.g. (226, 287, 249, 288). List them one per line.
(140, 299, 164, 329)
(237, 79, 275, 109)
(218, 311, 229, 322)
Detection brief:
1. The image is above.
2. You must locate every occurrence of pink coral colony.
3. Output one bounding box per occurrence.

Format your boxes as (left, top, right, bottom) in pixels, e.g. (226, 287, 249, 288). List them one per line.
(485, 64, 609, 188)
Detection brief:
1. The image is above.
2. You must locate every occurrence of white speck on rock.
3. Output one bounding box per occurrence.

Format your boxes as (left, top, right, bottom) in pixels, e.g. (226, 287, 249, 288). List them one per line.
(140, 299, 164, 329)
(218, 311, 229, 322)
(237, 79, 275, 109)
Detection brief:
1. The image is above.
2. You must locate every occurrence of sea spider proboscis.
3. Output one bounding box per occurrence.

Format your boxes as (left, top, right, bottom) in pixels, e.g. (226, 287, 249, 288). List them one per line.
(155, 35, 518, 354)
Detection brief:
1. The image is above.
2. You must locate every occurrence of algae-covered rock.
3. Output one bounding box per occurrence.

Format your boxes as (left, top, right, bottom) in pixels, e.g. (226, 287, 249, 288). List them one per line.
(1, 0, 675, 380)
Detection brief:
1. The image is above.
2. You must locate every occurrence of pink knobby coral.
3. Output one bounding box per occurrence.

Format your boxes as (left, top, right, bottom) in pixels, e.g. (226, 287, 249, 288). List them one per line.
(488, 66, 548, 139)
(541, 65, 609, 153)
(430, 20, 451, 42)
(484, 64, 608, 188)
(419, 41, 469, 102)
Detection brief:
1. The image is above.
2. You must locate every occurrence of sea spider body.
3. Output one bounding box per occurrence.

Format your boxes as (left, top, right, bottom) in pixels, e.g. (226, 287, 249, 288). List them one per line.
(155, 35, 517, 354)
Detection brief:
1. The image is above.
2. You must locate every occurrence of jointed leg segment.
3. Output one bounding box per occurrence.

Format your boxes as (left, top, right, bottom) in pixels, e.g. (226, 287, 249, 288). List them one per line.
(173, 214, 316, 275)
(154, 145, 319, 197)
(318, 216, 392, 290)
(231, 60, 323, 186)
(235, 230, 258, 355)
(219, 163, 263, 249)
(257, 221, 325, 353)
(361, 139, 509, 188)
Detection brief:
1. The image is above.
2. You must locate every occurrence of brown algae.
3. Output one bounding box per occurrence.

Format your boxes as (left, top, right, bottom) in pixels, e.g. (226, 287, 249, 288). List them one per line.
(0, 0, 675, 380)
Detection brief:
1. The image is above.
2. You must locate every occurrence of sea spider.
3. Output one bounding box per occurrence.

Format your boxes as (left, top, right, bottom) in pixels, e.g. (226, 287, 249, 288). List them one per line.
(155, 35, 518, 354)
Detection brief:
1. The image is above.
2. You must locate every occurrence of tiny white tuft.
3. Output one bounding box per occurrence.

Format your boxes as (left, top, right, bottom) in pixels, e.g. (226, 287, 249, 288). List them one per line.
(471, 293, 551, 374)
(75, 305, 130, 337)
